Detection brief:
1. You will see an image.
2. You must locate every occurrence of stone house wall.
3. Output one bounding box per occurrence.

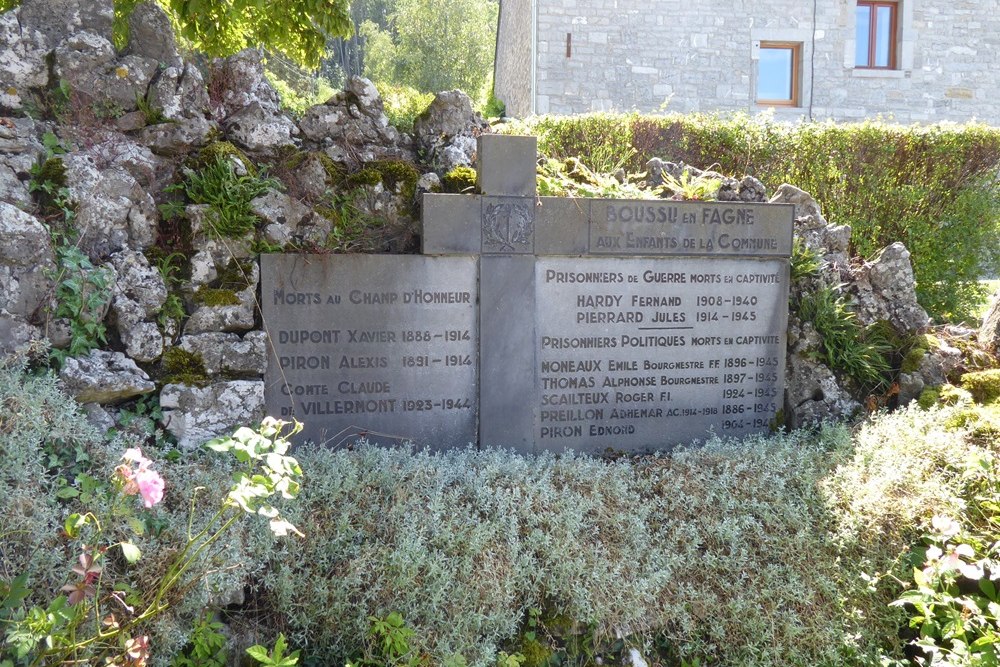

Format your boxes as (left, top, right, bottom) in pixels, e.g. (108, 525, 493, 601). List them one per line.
(495, 0, 999, 123)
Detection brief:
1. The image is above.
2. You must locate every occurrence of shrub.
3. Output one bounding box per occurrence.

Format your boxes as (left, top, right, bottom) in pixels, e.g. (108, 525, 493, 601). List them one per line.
(267, 69, 337, 117)
(512, 115, 1000, 323)
(375, 83, 434, 134)
(261, 426, 869, 666)
(0, 354, 274, 663)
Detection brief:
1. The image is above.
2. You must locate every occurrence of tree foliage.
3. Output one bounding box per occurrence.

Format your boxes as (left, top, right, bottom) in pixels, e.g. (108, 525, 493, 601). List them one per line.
(360, 0, 498, 100)
(163, 0, 351, 68)
(0, 0, 351, 69)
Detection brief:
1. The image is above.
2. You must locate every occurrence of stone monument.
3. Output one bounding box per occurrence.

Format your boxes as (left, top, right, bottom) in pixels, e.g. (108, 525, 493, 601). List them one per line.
(263, 135, 793, 453)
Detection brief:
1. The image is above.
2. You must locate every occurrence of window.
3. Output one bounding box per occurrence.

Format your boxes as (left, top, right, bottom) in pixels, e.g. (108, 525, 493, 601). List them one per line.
(757, 42, 801, 107)
(856, 1, 898, 68)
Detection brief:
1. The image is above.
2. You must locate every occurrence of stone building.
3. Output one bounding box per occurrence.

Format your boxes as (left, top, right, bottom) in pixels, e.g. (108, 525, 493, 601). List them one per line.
(494, 0, 999, 123)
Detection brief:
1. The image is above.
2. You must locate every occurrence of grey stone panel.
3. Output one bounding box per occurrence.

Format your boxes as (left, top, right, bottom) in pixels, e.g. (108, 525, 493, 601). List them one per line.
(479, 255, 537, 451)
(261, 254, 479, 449)
(422, 194, 482, 255)
(477, 135, 537, 196)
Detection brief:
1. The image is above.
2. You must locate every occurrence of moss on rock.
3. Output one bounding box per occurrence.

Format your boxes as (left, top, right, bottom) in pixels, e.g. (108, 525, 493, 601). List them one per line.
(917, 386, 941, 410)
(193, 286, 240, 307)
(160, 347, 209, 386)
(961, 369, 1000, 404)
(214, 258, 256, 291)
(346, 159, 420, 202)
(192, 141, 256, 176)
(442, 166, 478, 193)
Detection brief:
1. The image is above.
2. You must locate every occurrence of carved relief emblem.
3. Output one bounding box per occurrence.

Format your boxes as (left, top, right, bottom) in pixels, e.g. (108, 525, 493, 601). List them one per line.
(482, 201, 534, 253)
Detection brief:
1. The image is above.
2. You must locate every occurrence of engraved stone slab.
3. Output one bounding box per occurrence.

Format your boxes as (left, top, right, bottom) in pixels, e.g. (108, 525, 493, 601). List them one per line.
(422, 194, 792, 258)
(589, 200, 793, 257)
(262, 254, 478, 448)
(479, 256, 789, 453)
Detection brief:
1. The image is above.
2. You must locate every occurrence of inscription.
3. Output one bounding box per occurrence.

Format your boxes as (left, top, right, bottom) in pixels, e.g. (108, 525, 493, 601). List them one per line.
(590, 200, 793, 257)
(262, 255, 478, 447)
(533, 256, 788, 448)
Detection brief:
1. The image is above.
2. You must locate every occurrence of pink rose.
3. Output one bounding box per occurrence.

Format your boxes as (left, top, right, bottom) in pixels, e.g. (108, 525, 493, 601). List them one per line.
(134, 468, 164, 508)
(122, 448, 151, 469)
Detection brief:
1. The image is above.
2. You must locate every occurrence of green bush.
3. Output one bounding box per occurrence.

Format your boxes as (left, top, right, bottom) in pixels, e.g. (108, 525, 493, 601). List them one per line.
(375, 82, 434, 134)
(0, 354, 267, 662)
(259, 426, 872, 666)
(511, 115, 1000, 323)
(961, 369, 1000, 404)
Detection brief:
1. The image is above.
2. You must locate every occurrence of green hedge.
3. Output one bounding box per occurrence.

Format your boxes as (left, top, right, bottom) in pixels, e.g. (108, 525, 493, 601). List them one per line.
(510, 114, 1000, 323)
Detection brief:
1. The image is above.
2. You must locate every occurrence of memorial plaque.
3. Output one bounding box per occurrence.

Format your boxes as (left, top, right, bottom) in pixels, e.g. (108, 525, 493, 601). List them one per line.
(262, 254, 479, 447)
(263, 134, 795, 454)
(527, 256, 787, 451)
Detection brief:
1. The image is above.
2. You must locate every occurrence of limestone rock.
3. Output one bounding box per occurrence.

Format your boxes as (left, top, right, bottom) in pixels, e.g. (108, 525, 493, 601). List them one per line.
(147, 63, 210, 121)
(185, 262, 258, 334)
(59, 349, 156, 404)
(784, 319, 862, 427)
(125, 2, 182, 68)
(981, 290, 1000, 352)
(122, 321, 164, 362)
(53, 32, 116, 82)
(0, 9, 50, 103)
(292, 153, 336, 201)
(82, 402, 116, 433)
(0, 116, 44, 158)
(18, 0, 113, 45)
(160, 380, 265, 449)
(184, 288, 256, 334)
(0, 310, 42, 357)
(1, 0, 113, 105)
(738, 176, 767, 202)
(110, 249, 168, 317)
(848, 242, 930, 334)
(713, 175, 743, 202)
(251, 190, 311, 229)
(897, 338, 963, 405)
(86, 138, 162, 188)
(186, 210, 255, 287)
(114, 111, 146, 132)
(224, 101, 299, 154)
(208, 49, 281, 120)
(412, 89, 489, 172)
(138, 116, 216, 156)
(53, 33, 160, 112)
(64, 155, 158, 258)
(177, 331, 267, 376)
(769, 183, 826, 223)
(0, 162, 31, 207)
(0, 203, 55, 318)
(109, 249, 167, 362)
(184, 289, 255, 334)
(416, 171, 441, 195)
(299, 76, 411, 163)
